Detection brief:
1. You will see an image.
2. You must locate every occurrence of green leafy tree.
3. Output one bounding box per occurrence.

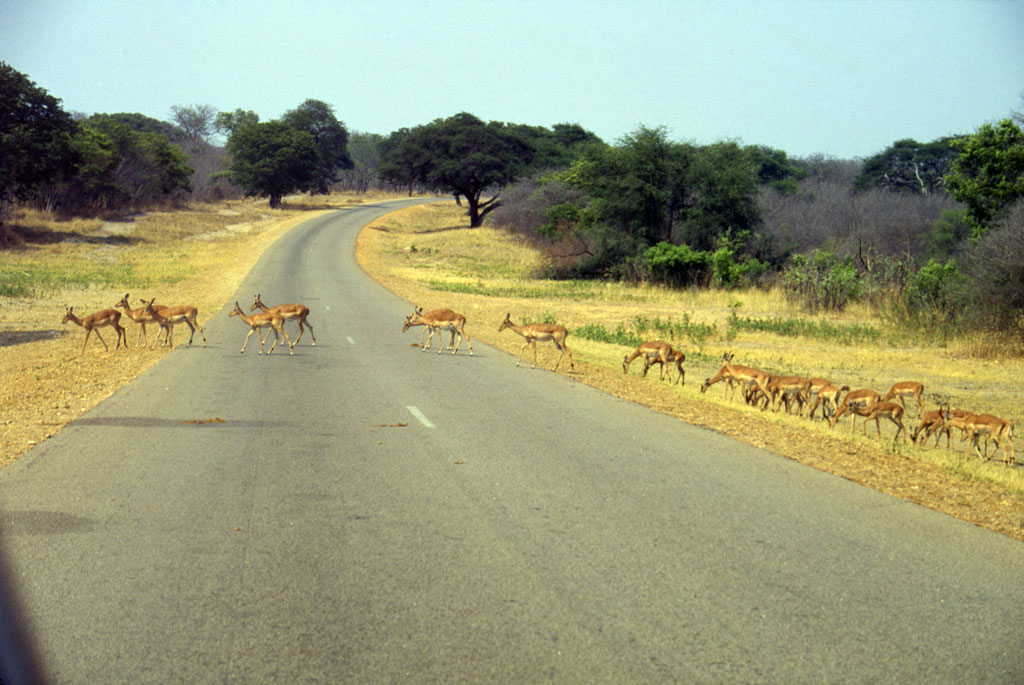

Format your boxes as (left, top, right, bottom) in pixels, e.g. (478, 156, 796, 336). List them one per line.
(945, 119, 1024, 237)
(854, 137, 959, 195)
(678, 141, 760, 251)
(84, 116, 193, 206)
(281, 99, 352, 194)
(226, 121, 319, 208)
(380, 113, 533, 227)
(214, 109, 259, 138)
(0, 62, 78, 237)
(745, 145, 807, 194)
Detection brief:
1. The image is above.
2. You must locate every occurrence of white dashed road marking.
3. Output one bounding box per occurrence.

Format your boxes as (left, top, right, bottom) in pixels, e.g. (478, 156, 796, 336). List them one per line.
(407, 406, 436, 429)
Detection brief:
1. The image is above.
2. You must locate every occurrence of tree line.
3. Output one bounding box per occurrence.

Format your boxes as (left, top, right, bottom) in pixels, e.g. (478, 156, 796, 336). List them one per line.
(2, 62, 1023, 340)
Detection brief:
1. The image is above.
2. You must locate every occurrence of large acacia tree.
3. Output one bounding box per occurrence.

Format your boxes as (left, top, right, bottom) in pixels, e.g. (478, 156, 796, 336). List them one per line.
(380, 112, 533, 227)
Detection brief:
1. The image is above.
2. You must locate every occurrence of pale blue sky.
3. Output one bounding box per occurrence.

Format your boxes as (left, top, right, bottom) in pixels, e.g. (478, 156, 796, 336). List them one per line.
(3, 0, 1022, 159)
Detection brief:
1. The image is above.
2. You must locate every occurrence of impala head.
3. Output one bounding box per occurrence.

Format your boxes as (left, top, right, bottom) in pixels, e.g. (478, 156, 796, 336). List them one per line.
(141, 297, 157, 315)
(250, 294, 263, 312)
(115, 293, 131, 309)
(723, 352, 734, 363)
(401, 307, 423, 332)
(498, 313, 513, 332)
(61, 306, 74, 324)
(699, 378, 711, 394)
(229, 301, 243, 317)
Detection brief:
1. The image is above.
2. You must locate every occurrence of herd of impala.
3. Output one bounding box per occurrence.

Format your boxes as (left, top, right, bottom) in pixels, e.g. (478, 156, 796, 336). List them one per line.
(61, 293, 315, 357)
(62, 298, 1015, 466)
(698, 352, 1015, 466)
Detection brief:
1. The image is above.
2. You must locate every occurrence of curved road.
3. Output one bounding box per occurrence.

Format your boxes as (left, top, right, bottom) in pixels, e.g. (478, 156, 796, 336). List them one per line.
(2, 200, 1023, 682)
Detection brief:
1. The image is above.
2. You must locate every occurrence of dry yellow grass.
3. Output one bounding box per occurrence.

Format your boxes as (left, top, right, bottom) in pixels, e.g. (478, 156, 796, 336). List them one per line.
(358, 201, 1024, 501)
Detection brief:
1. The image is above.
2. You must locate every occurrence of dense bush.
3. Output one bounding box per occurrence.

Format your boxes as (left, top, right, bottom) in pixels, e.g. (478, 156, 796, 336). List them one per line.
(782, 248, 862, 312)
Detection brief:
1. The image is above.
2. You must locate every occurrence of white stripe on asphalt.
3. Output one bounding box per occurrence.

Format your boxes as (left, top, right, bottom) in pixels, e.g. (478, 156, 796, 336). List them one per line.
(346, 336, 355, 344)
(407, 406, 436, 429)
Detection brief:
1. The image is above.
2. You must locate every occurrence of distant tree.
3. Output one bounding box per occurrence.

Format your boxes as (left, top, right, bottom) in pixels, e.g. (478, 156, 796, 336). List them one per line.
(226, 121, 318, 208)
(945, 119, 1024, 237)
(853, 137, 958, 195)
(214, 108, 259, 138)
(169, 103, 218, 146)
(745, 145, 807, 194)
(281, 99, 352, 194)
(84, 116, 193, 207)
(380, 113, 533, 226)
(0, 62, 78, 238)
(506, 122, 602, 172)
(87, 112, 179, 139)
(341, 132, 384, 193)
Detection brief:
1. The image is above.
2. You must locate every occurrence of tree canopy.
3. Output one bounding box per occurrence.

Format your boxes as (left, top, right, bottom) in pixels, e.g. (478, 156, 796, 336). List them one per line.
(0, 62, 78, 211)
(226, 121, 319, 208)
(380, 112, 534, 227)
(945, 119, 1024, 237)
(853, 137, 959, 195)
(281, 99, 352, 194)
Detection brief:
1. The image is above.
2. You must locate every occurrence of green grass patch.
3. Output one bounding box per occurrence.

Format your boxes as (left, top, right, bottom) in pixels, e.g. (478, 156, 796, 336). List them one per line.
(726, 308, 884, 345)
(0, 263, 138, 296)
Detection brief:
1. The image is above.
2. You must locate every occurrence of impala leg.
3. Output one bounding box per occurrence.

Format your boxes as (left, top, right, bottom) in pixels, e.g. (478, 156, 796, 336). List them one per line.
(241, 328, 258, 353)
(304, 316, 316, 346)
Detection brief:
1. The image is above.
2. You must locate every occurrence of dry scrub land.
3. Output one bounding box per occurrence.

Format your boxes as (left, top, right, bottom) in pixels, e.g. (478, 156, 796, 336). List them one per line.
(2, 197, 1023, 543)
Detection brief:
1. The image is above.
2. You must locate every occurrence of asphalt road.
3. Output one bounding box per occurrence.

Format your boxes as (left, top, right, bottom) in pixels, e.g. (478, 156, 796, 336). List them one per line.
(2, 200, 1023, 683)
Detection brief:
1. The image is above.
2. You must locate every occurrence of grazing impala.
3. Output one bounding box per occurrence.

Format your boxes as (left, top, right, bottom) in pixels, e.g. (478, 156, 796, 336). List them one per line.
(829, 389, 882, 432)
(764, 375, 812, 415)
(227, 301, 294, 355)
(699, 353, 770, 404)
(402, 306, 473, 355)
(61, 306, 127, 355)
(140, 298, 206, 348)
(251, 294, 316, 346)
(808, 384, 849, 420)
(114, 293, 159, 347)
(883, 381, 925, 415)
(959, 413, 1015, 465)
(623, 341, 685, 384)
(498, 313, 574, 371)
(848, 400, 908, 443)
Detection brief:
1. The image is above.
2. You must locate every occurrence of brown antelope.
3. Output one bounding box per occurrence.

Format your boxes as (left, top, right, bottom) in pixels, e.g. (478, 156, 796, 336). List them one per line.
(883, 381, 925, 415)
(829, 389, 882, 432)
(623, 341, 684, 384)
(227, 301, 294, 355)
(498, 313, 574, 371)
(699, 353, 770, 404)
(646, 347, 686, 386)
(958, 413, 1015, 465)
(848, 400, 908, 442)
(114, 293, 159, 347)
(140, 298, 206, 348)
(808, 384, 849, 420)
(402, 307, 473, 355)
(764, 376, 812, 415)
(911, 409, 948, 447)
(251, 294, 316, 346)
(61, 306, 127, 355)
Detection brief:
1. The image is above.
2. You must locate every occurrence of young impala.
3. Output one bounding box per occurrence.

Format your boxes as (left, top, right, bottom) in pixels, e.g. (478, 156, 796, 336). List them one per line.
(61, 306, 127, 355)
(623, 341, 685, 384)
(402, 306, 473, 355)
(498, 313, 574, 371)
(227, 301, 294, 355)
(251, 294, 316, 346)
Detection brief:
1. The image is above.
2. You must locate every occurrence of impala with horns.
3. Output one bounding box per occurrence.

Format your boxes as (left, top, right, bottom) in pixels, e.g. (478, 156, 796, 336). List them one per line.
(498, 313, 573, 371)
(114, 293, 160, 347)
(251, 294, 316, 346)
(402, 307, 473, 355)
(61, 306, 127, 355)
(623, 341, 685, 384)
(140, 298, 206, 348)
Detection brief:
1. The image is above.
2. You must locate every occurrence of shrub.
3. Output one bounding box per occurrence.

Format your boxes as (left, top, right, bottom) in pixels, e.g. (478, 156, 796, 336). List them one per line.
(643, 241, 710, 286)
(782, 247, 862, 312)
